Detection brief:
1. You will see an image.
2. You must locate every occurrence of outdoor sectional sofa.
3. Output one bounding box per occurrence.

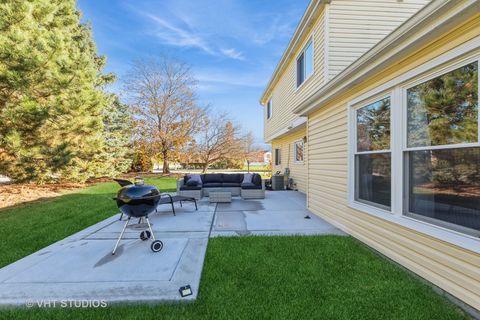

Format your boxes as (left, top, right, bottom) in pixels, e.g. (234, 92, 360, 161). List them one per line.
(177, 173, 265, 200)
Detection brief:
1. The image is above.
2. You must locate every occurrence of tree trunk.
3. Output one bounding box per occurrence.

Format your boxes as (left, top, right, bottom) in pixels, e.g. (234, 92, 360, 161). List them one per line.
(162, 151, 170, 174)
(202, 162, 208, 173)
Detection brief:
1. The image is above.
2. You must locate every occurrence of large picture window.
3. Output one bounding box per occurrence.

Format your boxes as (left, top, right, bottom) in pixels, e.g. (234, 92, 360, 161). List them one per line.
(404, 61, 479, 235)
(355, 97, 391, 209)
(349, 58, 480, 241)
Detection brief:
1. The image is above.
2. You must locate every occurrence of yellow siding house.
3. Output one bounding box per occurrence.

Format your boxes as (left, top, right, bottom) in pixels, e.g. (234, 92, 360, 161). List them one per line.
(261, 0, 480, 313)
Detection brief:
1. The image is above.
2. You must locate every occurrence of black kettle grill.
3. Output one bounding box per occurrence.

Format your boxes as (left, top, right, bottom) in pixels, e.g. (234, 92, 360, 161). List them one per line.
(112, 178, 163, 255)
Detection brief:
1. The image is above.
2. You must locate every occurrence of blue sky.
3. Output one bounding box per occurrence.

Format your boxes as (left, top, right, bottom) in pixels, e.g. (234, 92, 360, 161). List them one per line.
(77, 0, 310, 144)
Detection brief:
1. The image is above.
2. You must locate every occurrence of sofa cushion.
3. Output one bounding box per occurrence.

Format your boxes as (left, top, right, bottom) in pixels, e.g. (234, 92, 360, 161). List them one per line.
(241, 182, 262, 190)
(242, 173, 253, 184)
(180, 185, 202, 191)
(185, 174, 202, 185)
(222, 174, 242, 183)
(186, 180, 199, 187)
(252, 174, 262, 186)
(203, 174, 223, 183)
(222, 182, 241, 188)
(203, 182, 222, 188)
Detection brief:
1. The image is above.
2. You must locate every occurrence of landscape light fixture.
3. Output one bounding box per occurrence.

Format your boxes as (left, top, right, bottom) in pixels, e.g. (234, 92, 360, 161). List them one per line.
(179, 285, 193, 297)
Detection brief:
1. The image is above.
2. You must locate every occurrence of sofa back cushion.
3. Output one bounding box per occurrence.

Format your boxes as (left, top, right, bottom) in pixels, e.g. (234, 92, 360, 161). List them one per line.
(185, 174, 202, 185)
(223, 174, 243, 183)
(203, 173, 223, 183)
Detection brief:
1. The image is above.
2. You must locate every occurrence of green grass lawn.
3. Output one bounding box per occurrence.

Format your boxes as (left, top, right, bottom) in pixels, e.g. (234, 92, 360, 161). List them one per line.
(0, 179, 467, 319)
(0, 177, 176, 268)
(0, 236, 467, 320)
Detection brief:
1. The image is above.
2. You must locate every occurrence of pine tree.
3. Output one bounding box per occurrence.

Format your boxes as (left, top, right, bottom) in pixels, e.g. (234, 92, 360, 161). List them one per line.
(100, 96, 132, 177)
(0, 0, 119, 182)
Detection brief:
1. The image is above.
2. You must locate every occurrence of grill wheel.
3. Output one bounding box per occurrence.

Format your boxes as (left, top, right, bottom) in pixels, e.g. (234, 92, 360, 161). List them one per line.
(151, 240, 163, 252)
(140, 230, 151, 241)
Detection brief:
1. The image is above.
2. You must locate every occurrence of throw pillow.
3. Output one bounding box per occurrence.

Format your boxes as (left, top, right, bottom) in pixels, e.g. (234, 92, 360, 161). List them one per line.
(242, 173, 253, 184)
(187, 174, 202, 185)
(252, 174, 262, 186)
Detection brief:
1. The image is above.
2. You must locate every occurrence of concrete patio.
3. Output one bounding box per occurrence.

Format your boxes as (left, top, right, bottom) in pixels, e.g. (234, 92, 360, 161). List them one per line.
(0, 191, 345, 306)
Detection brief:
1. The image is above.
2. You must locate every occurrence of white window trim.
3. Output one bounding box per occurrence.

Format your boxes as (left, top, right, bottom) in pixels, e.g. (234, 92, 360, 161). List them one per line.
(266, 98, 272, 120)
(294, 140, 305, 164)
(296, 36, 315, 91)
(347, 43, 480, 254)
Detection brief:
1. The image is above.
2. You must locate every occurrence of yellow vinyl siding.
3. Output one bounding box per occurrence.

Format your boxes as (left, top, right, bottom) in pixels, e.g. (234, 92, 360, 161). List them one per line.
(265, 9, 326, 141)
(271, 127, 308, 193)
(328, 0, 430, 79)
(307, 14, 480, 310)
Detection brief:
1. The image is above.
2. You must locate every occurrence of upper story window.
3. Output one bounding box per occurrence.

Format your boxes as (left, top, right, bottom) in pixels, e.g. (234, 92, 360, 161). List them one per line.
(294, 140, 304, 163)
(297, 39, 314, 88)
(267, 98, 272, 119)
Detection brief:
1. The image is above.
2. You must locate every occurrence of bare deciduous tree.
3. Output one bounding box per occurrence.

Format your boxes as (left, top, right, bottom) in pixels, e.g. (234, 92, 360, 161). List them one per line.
(125, 56, 205, 174)
(195, 112, 245, 172)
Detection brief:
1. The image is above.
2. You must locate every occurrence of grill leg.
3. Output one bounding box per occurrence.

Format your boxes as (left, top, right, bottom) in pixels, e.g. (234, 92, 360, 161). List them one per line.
(171, 202, 176, 216)
(145, 216, 155, 241)
(194, 199, 197, 210)
(112, 217, 130, 255)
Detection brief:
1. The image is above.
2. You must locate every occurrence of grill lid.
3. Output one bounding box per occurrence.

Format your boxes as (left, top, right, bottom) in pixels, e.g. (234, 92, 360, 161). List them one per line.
(116, 178, 160, 203)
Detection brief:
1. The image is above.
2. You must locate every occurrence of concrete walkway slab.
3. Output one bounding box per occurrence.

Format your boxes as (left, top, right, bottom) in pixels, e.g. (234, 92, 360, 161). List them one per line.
(211, 192, 345, 237)
(0, 191, 344, 306)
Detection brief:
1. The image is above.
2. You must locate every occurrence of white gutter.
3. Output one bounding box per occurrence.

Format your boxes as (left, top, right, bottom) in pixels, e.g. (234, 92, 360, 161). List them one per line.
(293, 0, 480, 115)
(264, 117, 307, 143)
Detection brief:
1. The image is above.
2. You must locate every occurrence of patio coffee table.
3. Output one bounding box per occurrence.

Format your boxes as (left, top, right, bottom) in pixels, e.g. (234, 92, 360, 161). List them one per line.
(209, 191, 232, 203)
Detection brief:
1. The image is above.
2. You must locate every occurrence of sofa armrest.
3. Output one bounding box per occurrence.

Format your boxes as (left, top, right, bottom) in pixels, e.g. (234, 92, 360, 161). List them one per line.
(176, 179, 185, 192)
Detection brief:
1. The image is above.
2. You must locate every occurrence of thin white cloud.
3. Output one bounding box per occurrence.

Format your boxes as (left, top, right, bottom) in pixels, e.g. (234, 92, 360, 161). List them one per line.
(252, 17, 295, 45)
(220, 48, 245, 61)
(134, 10, 246, 61)
(144, 13, 215, 55)
(126, 0, 301, 61)
(195, 68, 268, 90)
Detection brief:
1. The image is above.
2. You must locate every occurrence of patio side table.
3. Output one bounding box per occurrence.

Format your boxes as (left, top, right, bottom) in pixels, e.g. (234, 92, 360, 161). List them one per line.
(209, 191, 232, 203)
